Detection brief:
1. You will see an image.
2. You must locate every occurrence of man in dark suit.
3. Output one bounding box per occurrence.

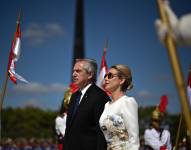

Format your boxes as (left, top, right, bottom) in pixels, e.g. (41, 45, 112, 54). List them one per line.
(63, 58, 110, 150)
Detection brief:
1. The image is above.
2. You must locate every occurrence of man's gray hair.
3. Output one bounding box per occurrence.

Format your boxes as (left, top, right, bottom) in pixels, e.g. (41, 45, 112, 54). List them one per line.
(76, 58, 97, 83)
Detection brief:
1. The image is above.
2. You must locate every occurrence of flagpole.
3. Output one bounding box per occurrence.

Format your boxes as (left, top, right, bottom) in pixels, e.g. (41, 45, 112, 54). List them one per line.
(174, 114, 182, 150)
(104, 38, 108, 52)
(0, 11, 22, 141)
(0, 11, 21, 112)
(0, 71, 9, 112)
(0, 68, 9, 142)
(156, 0, 191, 133)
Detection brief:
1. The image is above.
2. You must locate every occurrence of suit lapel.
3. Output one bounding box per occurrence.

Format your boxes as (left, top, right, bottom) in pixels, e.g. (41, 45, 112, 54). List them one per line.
(67, 92, 79, 127)
(77, 84, 95, 107)
(78, 92, 88, 107)
(67, 84, 95, 127)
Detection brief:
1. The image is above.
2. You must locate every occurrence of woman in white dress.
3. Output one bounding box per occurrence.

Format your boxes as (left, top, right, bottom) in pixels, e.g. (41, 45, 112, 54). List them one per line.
(99, 64, 139, 150)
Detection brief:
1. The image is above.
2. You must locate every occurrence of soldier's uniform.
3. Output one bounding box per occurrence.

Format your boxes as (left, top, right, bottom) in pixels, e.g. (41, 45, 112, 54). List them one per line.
(144, 106, 172, 150)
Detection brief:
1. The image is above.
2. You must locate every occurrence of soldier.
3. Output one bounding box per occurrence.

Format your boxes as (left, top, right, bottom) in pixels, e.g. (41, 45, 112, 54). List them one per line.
(144, 96, 172, 150)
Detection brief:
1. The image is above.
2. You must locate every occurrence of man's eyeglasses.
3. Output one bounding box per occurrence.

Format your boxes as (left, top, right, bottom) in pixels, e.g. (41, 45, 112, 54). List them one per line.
(104, 72, 119, 79)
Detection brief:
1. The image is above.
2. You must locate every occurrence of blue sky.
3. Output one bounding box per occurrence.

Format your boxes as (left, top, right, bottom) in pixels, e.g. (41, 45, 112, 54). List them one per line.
(0, 0, 190, 113)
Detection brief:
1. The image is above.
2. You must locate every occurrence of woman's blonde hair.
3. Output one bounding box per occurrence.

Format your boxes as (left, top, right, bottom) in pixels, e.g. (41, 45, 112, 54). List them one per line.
(111, 64, 133, 92)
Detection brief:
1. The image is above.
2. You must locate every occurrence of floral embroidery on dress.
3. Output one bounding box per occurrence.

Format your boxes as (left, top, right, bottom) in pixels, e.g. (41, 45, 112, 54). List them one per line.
(100, 114, 129, 150)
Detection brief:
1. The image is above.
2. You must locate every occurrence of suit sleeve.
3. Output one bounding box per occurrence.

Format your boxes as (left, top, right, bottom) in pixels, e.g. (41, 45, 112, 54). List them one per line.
(93, 91, 108, 150)
(92, 89, 109, 123)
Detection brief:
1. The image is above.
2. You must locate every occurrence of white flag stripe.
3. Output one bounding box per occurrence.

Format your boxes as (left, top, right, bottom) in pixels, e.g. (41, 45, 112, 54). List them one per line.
(13, 37, 21, 61)
(13, 72, 29, 84)
(9, 60, 29, 84)
(97, 66, 106, 87)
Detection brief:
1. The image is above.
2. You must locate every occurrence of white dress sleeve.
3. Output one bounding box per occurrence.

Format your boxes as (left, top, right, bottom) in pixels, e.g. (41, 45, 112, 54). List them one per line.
(121, 96, 140, 150)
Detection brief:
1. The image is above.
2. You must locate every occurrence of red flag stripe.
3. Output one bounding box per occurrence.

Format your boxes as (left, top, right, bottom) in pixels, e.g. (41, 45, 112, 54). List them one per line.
(8, 70, 17, 84)
(7, 21, 21, 84)
(100, 50, 108, 72)
(97, 46, 111, 96)
(97, 49, 108, 88)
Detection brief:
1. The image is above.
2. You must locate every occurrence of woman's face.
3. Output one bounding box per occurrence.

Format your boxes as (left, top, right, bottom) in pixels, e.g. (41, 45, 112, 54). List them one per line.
(104, 68, 123, 93)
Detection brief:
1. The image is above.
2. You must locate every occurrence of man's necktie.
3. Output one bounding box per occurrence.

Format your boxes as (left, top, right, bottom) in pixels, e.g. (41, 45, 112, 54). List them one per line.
(72, 91, 82, 118)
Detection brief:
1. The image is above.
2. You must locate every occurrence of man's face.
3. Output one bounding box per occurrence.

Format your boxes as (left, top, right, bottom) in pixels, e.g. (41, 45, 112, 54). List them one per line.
(72, 61, 92, 89)
(152, 119, 160, 130)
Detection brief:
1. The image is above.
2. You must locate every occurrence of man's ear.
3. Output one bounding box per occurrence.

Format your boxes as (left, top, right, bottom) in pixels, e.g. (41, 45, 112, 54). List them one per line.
(88, 72, 93, 80)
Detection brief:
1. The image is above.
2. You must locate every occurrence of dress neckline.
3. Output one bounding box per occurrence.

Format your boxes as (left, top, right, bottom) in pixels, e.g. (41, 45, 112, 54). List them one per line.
(109, 95, 126, 105)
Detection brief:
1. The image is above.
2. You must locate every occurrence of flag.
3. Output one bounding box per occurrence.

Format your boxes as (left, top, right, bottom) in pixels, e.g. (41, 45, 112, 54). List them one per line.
(7, 15, 28, 84)
(70, 82, 78, 93)
(97, 41, 111, 96)
(187, 67, 191, 108)
(97, 45, 108, 88)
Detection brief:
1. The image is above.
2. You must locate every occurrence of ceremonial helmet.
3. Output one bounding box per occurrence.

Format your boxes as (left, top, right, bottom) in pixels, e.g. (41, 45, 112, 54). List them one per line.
(152, 95, 168, 121)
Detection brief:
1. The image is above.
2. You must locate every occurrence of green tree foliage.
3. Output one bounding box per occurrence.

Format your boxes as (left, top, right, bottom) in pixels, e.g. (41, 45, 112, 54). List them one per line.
(1, 106, 187, 145)
(1, 106, 57, 139)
